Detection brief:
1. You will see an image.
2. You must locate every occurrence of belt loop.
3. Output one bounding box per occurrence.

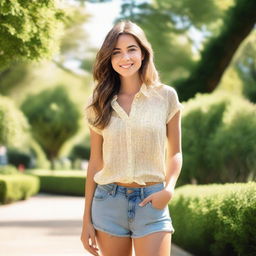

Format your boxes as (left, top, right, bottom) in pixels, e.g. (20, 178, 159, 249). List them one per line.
(112, 183, 118, 196)
(140, 187, 144, 200)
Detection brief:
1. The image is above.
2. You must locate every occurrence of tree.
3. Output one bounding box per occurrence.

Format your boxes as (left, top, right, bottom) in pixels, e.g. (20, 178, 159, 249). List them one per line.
(233, 31, 256, 103)
(0, 2, 92, 96)
(0, 0, 66, 71)
(52, 2, 92, 76)
(116, 0, 256, 101)
(175, 0, 256, 100)
(21, 86, 80, 169)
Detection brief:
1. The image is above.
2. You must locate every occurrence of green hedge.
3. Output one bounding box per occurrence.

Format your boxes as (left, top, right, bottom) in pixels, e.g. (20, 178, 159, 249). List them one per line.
(0, 164, 18, 175)
(0, 174, 40, 204)
(169, 182, 256, 256)
(180, 91, 256, 185)
(28, 170, 85, 196)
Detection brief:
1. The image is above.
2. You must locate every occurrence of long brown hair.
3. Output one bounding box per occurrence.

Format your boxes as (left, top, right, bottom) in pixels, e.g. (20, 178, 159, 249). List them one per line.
(86, 20, 160, 130)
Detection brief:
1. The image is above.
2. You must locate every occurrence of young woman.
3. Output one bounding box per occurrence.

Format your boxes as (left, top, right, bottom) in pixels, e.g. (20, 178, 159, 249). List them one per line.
(81, 20, 184, 256)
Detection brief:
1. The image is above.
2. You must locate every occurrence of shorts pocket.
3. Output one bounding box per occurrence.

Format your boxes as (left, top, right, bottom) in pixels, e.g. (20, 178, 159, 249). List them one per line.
(144, 184, 164, 198)
(148, 201, 165, 211)
(144, 184, 165, 211)
(93, 187, 110, 201)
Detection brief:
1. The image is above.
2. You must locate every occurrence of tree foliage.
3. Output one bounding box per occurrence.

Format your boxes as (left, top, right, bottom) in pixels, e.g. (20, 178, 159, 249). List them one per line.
(116, 0, 256, 101)
(175, 0, 256, 100)
(233, 31, 256, 103)
(0, 0, 66, 71)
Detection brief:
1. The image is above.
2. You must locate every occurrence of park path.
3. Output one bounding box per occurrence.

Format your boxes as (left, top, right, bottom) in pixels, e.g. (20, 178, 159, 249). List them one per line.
(0, 193, 193, 256)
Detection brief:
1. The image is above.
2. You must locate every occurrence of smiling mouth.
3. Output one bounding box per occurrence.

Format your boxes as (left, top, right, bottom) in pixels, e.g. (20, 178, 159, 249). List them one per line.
(120, 64, 134, 69)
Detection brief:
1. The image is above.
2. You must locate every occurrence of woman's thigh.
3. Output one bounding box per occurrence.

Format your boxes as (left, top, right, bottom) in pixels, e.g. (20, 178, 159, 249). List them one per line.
(133, 231, 172, 256)
(95, 229, 133, 256)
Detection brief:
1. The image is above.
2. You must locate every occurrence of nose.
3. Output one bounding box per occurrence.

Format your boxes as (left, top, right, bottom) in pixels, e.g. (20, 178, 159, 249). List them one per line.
(120, 52, 131, 61)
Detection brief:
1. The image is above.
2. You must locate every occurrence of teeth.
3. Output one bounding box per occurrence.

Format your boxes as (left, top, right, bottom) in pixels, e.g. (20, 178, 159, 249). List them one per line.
(120, 64, 133, 69)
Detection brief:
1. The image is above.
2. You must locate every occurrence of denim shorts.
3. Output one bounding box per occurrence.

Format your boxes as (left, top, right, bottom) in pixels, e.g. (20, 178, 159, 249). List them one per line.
(91, 182, 175, 238)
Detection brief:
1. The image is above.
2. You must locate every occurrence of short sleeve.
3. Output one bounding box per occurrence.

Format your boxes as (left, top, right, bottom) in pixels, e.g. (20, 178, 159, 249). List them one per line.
(84, 95, 103, 135)
(166, 87, 184, 123)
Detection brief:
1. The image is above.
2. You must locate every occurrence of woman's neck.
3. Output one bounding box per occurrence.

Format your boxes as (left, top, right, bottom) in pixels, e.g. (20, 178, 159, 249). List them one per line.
(119, 75, 142, 96)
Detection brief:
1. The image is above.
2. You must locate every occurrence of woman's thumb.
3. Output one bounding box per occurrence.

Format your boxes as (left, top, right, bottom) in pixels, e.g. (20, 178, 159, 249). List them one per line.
(139, 196, 150, 207)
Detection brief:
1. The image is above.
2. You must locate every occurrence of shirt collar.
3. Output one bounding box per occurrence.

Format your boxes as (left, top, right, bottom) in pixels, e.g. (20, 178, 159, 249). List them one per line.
(111, 83, 150, 104)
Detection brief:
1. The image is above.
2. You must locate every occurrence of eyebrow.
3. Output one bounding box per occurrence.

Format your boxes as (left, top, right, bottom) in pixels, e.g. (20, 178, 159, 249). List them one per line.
(113, 45, 138, 50)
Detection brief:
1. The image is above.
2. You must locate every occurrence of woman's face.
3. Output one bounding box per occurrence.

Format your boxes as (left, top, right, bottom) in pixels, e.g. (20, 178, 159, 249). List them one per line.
(111, 34, 144, 78)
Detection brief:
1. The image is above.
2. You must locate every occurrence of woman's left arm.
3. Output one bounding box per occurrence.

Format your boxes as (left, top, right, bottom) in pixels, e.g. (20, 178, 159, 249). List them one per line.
(164, 109, 183, 195)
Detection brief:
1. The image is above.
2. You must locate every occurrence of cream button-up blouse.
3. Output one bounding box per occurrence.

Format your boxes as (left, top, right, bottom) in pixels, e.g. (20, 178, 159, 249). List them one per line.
(85, 83, 184, 185)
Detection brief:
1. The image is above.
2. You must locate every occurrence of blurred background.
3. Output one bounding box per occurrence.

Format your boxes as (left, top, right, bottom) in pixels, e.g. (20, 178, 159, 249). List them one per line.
(1, 0, 255, 182)
(0, 0, 255, 255)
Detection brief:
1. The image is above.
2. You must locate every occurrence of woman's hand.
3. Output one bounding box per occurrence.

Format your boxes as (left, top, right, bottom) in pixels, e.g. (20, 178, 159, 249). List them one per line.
(139, 188, 174, 210)
(80, 222, 99, 256)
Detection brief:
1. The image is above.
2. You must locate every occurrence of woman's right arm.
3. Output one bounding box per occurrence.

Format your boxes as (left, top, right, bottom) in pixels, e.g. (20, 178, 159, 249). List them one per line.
(81, 128, 103, 255)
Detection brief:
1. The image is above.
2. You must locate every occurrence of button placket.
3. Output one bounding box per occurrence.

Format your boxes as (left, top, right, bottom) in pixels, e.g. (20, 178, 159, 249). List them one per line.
(126, 120, 133, 180)
(111, 94, 140, 182)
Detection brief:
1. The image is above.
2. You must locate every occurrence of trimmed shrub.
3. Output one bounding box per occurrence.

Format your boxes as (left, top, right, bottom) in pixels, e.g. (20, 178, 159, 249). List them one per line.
(69, 143, 90, 162)
(0, 174, 40, 204)
(21, 86, 80, 169)
(0, 165, 18, 175)
(7, 148, 31, 168)
(0, 95, 30, 147)
(28, 170, 85, 196)
(180, 91, 256, 185)
(5, 139, 50, 170)
(170, 182, 256, 256)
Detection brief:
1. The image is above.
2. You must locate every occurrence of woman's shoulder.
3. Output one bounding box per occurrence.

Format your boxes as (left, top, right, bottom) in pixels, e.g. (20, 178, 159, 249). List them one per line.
(150, 82, 177, 97)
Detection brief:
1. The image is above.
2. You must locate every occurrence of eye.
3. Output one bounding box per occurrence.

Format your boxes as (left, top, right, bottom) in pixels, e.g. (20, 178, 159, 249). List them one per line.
(112, 51, 120, 55)
(129, 48, 136, 52)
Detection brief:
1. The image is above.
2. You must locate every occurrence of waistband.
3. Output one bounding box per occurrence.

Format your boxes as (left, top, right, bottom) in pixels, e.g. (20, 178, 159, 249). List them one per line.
(96, 182, 164, 198)
(114, 181, 162, 188)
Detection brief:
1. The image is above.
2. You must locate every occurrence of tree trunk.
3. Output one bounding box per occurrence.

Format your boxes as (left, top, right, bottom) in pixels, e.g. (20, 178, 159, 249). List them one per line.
(176, 0, 256, 101)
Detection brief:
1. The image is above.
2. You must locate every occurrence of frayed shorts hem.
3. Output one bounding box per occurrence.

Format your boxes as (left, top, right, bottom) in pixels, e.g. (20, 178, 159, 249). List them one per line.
(93, 224, 131, 238)
(93, 224, 174, 239)
(131, 229, 174, 238)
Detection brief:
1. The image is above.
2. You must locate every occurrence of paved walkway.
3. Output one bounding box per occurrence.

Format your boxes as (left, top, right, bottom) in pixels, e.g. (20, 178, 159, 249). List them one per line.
(0, 193, 193, 256)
